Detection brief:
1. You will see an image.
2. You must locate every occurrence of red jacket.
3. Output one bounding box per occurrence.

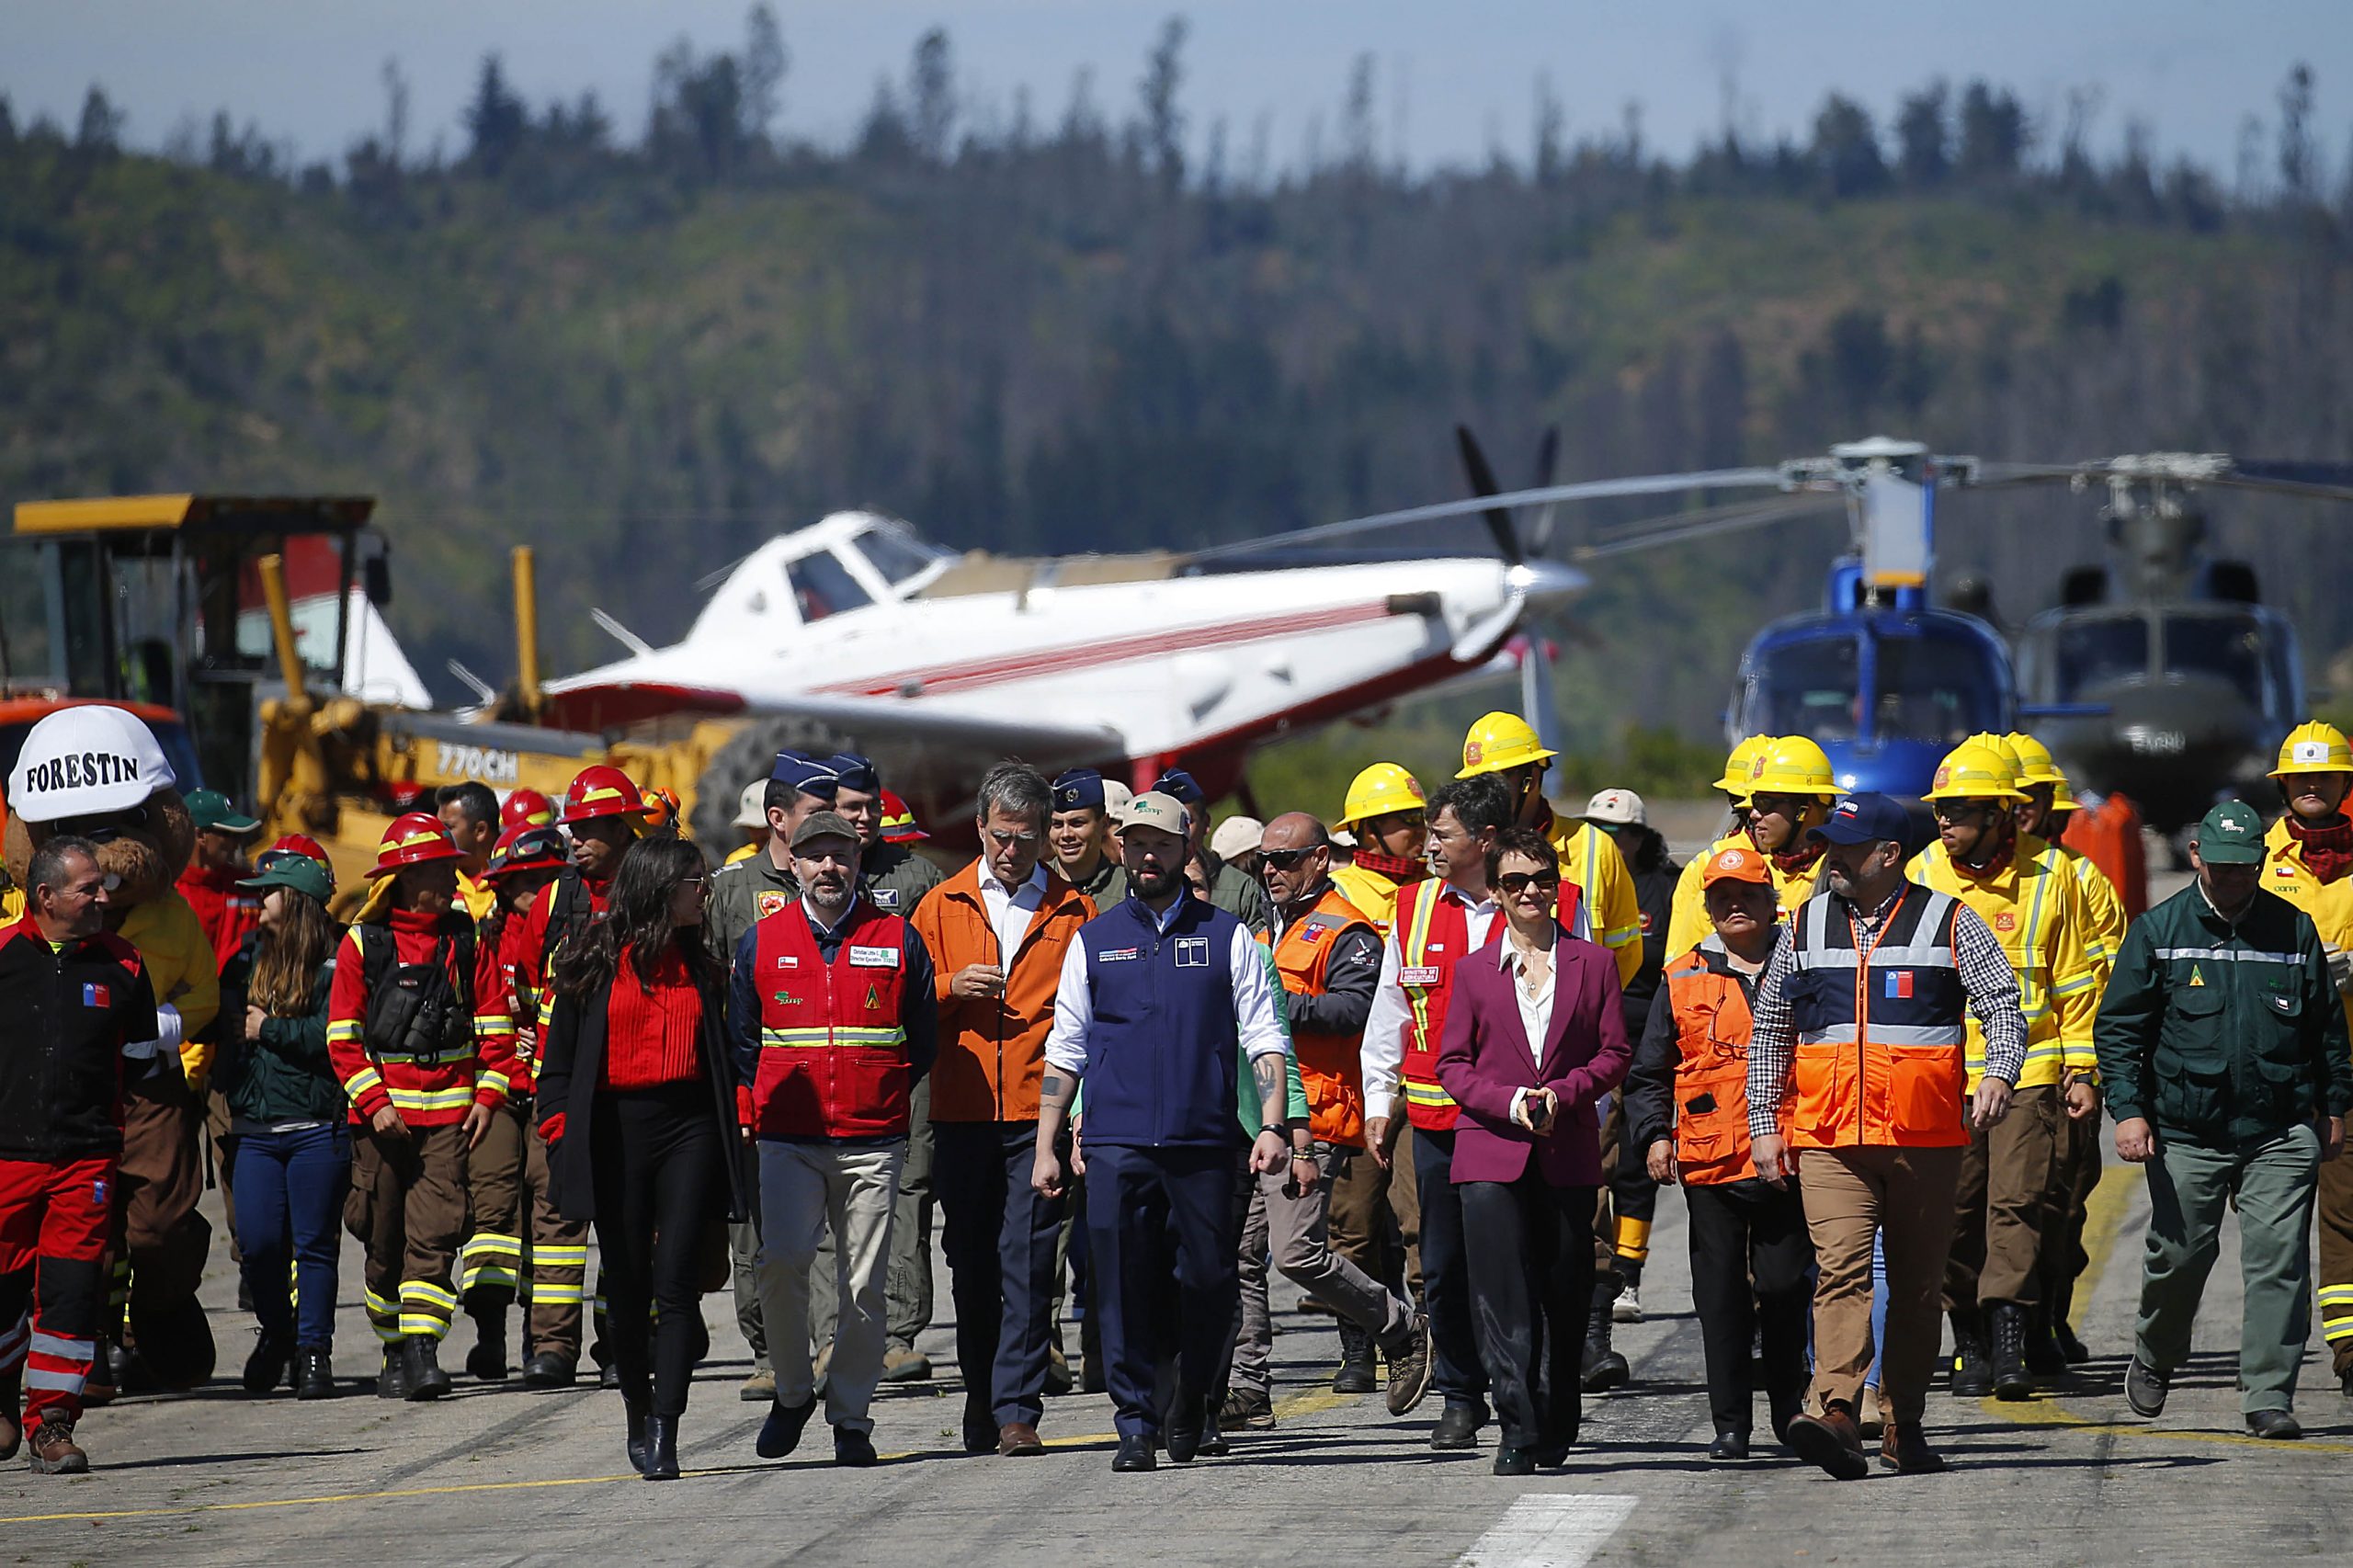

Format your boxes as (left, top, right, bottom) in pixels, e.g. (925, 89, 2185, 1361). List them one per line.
(327, 907, 517, 1127)
(176, 863, 261, 975)
(740, 902, 914, 1140)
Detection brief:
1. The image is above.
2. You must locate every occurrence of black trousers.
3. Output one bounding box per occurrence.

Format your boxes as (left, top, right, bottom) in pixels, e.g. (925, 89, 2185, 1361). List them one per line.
(1413, 1128, 1489, 1406)
(1461, 1175, 1594, 1451)
(1685, 1178, 1813, 1437)
(936, 1119, 1065, 1428)
(588, 1083, 722, 1418)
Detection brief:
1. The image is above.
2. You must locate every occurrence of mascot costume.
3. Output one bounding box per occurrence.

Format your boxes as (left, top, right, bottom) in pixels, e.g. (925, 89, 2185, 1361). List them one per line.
(6, 706, 221, 1392)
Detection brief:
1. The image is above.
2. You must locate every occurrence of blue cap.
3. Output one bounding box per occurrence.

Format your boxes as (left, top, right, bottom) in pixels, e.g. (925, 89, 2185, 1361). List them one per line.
(828, 752, 880, 794)
(769, 750, 841, 800)
(1809, 792, 1910, 846)
(1152, 767, 1206, 806)
(1051, 768, 1107, 812)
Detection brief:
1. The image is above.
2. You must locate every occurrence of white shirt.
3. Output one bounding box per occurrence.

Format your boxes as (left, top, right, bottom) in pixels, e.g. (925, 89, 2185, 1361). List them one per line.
(980, 862, 1048, 966)
(1498, 936, 1558, 1123)
(1358, 882, 1501, 1122)
(1042, 895, 1288, 1075)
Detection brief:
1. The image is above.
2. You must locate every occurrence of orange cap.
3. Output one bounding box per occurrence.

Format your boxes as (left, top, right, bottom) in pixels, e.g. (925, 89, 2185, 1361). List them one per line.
(1701, 846, 1772, 888)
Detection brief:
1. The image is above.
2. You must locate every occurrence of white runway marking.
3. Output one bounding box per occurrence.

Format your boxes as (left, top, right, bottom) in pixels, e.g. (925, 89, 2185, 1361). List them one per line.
(1458, 1494, 1639, 1568)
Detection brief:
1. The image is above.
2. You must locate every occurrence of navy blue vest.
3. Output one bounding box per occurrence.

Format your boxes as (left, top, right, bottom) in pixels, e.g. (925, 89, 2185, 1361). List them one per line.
(1078, 892, 1245, 1149)
(1781, 888, 1968, 1046)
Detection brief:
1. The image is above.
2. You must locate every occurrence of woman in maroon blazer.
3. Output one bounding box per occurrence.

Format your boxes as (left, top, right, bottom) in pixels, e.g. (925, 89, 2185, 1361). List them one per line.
(1436, 825, 1632, 1473)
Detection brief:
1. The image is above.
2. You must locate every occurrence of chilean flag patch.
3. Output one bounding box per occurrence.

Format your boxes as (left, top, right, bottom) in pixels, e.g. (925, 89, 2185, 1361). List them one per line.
(1885, 971, 1913, 1000)
(82, 982, 109, 1007)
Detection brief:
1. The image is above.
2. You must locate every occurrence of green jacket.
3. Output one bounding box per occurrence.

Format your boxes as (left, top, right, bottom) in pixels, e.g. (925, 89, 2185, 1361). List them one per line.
(1200, 848, 1270, 939)
(2095, 882, 2353, 1150)
(214, 949, 343, 1128)
(862, 843, 945, 917)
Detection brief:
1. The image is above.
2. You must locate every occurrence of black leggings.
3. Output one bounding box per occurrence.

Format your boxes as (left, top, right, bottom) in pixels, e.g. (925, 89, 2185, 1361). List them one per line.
(589, 1083, 722, 1417)
(1685, 1178, 1813, 1437)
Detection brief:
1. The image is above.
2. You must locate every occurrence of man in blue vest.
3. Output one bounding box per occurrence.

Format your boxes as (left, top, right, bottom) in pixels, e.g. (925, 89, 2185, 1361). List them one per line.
(1033, 790, 1290, 1472)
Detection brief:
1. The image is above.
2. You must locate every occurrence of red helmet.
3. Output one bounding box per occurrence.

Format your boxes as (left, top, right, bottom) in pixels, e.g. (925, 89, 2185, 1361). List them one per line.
(483, 823, 568, 881)
(369, 812, 462, 878)
(501, 789, 555, 831)
(879, 789, 928, 844)
(256, 833, 335, 892)
(560, 765, 647, 825)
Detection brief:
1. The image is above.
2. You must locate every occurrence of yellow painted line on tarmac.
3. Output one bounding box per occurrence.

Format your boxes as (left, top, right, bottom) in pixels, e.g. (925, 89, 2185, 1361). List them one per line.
(1985, 1157, 2353, 1456)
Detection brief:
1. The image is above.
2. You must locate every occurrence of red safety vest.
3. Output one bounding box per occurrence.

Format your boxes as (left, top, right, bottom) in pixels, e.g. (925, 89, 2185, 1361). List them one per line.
(1269, 886, 1376, 1149)
(747, 900, 913, 1141)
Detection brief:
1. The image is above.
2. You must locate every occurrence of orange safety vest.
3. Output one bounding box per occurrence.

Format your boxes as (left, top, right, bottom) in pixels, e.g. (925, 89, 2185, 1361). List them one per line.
(1268, 886, 1377, 1149)
(1663, 945, 1785, 1185)
(1781, 888, 1972, 1150)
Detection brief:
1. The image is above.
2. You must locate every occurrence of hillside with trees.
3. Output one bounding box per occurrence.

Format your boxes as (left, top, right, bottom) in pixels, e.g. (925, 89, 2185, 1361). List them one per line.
(6, 12, 2351, 780)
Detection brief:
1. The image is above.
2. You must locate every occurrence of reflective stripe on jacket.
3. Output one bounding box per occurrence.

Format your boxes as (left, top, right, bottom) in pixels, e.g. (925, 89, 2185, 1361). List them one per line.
(747, 900, 913, 1140)
(1268, 886, 1375, 1148)
(1782, 887, 1970, 1149)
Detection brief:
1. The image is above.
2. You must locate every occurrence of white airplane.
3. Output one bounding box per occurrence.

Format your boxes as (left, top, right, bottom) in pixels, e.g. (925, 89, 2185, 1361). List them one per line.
(539, 508, 1587, 817)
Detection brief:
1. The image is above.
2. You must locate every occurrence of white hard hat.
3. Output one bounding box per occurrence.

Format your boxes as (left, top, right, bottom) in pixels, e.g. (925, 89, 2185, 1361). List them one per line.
(733, 778, 768, 830)
(7, 705, 178, 824)
(1581, 788, 1647, 828)
(1210, 815, 1265, 861)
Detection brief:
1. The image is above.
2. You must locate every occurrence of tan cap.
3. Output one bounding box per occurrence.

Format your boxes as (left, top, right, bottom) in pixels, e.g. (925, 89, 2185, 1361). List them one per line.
(733, 778, 768, 830)
(1210, 815, 1264, 860)
(1582, 788, 1646, 827)
(1120, 790, 1190, 839)
(1103, 779, 1134, 823)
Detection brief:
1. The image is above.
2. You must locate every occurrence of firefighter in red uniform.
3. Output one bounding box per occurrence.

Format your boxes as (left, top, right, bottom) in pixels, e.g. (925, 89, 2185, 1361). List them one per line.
(0, 836, 158, 1474)
(328, 813, 517, 1403)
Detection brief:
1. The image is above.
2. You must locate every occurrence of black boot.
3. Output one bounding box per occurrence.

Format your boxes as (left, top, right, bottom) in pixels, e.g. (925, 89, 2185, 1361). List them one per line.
(1989, 1302, 2032, 1401)
(296, 1346, 336, 1401)
(1332, 1321, 1379, 1394)
(465, 1308, 510, 1382)
(1581, 1283, 1629, 1393)
(642, 1414, 681, 1480)
(243, 1325, 294, 1395)
(403, 1335, 453, 1401)
(1948, 1310, 1992, 1397)
(2022, 1302, 2068, 1377)
(376, 1345, 411, 1401)
(625, 1399, 650, 1473)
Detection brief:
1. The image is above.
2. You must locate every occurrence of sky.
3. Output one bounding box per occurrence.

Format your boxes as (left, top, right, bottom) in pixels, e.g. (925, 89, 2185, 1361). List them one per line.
(6, 0, 2349, 185)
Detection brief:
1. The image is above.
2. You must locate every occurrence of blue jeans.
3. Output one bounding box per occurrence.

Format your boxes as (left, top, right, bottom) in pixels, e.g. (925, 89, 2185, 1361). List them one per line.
(233, 1123, 350, 1347)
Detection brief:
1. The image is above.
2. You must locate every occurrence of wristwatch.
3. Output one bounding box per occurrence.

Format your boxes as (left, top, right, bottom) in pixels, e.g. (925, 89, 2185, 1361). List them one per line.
(1260, 1121, 1290, 1141)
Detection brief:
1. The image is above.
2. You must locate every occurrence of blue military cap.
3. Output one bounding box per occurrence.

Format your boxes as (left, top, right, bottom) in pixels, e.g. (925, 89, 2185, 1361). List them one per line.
(828, 752, 881, 794)
(1810, 791, 1910, 846)
(1152, 767, 1206, 806)
(1052, 768, 1107, 812)
(770, 749, 841, 799)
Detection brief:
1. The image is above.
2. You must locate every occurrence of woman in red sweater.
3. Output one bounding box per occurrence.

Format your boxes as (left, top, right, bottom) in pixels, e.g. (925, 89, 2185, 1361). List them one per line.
(538, 836, 745, 1481)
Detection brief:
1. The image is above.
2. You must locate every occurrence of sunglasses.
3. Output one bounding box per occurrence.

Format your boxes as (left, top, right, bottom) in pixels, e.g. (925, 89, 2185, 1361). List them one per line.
(1931, 801, 1995, 823)
(1495, 869, 1563, 897)
(1259, 846, 1319, 872)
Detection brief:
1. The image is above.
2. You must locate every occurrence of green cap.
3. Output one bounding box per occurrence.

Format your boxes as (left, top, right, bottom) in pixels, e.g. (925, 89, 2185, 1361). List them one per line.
(238, 856, 333, 905)
(2196, 801, 2266, 865)
(188, 789, 263, 835)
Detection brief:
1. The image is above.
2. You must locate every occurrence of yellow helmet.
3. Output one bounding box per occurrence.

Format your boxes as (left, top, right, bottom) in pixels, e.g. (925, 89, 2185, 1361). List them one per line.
(1713, 734, 1771, 797)
(1338, 762, 1427, 828)
(1457, 710, 1556, 779)
(2006, 732, 2066, 790)
(1963, 732, 2023, 773)
(1745, 735, 1838, 799)
(1924, 740, 2029, 802)
(2268, 720, 2353, 778)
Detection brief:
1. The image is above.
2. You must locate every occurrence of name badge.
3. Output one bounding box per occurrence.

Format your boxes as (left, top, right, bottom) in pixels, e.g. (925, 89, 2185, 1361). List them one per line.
(1098, 947, 1141, 963)
(1400, 966, 1441, 987)
(849, 945, 901, 969)
(870, 888, 902, 910)
(1175, 937, 1211, 968)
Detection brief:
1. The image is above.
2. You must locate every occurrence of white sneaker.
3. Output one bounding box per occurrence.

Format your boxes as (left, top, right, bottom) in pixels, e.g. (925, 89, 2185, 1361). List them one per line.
(1614, 1284, 1643, 1324)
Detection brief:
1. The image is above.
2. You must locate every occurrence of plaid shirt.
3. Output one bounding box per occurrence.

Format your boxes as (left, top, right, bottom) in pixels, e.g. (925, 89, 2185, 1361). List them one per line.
(1746, 884, 2028, 1140)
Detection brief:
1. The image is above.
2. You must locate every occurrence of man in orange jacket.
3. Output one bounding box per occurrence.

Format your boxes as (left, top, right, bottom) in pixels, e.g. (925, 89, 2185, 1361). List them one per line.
(911, 763, 1096, 1459)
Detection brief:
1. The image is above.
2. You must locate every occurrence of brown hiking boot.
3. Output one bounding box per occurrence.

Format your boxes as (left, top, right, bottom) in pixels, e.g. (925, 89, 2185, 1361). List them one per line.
(0, 1405, 17, 1462)
(1783, 1402, 1870, 1480)
(27, 1420, 88, 1474)
(1880, 1420, 1947, 1473)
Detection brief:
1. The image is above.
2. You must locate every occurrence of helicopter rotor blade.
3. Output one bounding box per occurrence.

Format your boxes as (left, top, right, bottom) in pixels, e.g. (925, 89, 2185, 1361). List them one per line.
(1454, 425, 1524, 566)
(1573, 495, 1845, 562)
(1527, 427, 1563, 558)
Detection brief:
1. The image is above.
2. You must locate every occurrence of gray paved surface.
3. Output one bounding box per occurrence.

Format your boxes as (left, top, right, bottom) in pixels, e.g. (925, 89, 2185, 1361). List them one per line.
(5, 1112, 2348, 1567)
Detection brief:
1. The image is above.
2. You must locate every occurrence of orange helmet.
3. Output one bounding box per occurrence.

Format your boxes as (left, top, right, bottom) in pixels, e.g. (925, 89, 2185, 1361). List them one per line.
(641, 786, 684, 835)
(560, 765, 647, 825)
(501, 789, 555, 830)
(369, 812, 462, 878)
(880, 789, 927, 844)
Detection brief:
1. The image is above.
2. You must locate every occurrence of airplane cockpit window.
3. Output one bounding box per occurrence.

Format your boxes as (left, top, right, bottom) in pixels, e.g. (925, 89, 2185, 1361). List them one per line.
(1874, 636, 2004, 744)
(786, 550, 871, 622)
(2052, 619, 2148, 701)
(855, 527, 950, 587)
(2163, 612, 2268, 709)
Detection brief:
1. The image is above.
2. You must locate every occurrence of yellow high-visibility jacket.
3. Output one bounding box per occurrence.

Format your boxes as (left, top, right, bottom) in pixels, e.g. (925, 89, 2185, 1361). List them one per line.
(119, 891, 225, 1083)
(1542, 812, 1642, 986)
(2048, 839, 2127, 981)
(1663, 831, 1820, 960)
(1909, 838, 2100, 1090)
(2262, 817, 2353, 971)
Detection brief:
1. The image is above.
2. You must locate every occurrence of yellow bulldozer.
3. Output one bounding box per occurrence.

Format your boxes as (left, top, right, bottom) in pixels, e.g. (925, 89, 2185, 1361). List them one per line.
(0, 494, 748, 896)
